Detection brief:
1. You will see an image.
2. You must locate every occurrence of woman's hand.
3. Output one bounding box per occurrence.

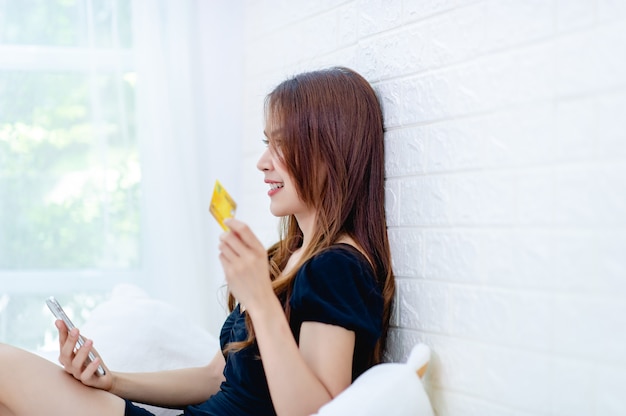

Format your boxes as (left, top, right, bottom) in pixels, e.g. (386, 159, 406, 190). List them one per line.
(218, 218, 274, 312)
(56, 320, 114, 392)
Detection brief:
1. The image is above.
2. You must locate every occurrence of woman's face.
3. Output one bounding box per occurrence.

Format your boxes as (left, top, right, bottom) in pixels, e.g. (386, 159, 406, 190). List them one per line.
(256, 129, 313, 220)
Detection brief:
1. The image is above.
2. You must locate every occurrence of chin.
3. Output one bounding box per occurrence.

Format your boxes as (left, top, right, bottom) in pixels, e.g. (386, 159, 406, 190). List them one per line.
(269, 205, 287, 217)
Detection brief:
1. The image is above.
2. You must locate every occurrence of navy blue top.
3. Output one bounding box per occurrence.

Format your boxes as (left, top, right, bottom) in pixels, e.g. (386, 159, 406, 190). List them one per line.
(185, 244, 384, 416)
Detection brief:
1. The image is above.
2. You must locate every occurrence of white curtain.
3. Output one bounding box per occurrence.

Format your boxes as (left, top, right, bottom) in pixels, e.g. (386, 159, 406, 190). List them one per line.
(132, 0, 243, 334)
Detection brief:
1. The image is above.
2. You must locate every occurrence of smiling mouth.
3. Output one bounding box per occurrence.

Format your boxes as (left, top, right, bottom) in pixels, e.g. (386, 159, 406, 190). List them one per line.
(269, 182, 284, 190)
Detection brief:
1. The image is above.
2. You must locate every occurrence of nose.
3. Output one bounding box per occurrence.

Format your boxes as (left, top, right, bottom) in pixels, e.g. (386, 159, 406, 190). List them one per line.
(257, 148, 272, 172)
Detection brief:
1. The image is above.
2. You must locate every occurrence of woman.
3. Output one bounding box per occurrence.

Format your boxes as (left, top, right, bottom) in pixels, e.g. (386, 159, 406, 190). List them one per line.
(0, 66, 394, 416)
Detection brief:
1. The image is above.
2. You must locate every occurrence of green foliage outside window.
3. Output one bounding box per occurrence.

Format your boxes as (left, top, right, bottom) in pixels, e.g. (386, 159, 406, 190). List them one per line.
(0, 0, 138, 351)
(0, 71, 139, 269)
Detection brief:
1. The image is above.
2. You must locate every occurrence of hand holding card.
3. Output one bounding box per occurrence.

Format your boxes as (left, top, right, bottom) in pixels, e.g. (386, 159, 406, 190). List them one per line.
(209, 180, 237, 230)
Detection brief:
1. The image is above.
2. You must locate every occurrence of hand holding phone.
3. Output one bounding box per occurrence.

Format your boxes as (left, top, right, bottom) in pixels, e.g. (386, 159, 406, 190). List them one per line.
(46, 296, 106, 376)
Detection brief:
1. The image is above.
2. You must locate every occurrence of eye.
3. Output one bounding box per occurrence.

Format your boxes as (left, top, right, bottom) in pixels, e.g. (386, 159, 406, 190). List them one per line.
(262, 138, 269, 147)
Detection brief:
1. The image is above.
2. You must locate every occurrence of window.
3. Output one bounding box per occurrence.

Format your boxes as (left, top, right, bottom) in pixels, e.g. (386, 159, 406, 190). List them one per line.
(0, 0, 138, 351)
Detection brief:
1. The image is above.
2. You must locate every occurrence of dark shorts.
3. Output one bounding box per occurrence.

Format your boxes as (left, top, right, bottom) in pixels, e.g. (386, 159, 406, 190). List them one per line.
(124, 400, 183, 416)
(124, 400, 154, 416)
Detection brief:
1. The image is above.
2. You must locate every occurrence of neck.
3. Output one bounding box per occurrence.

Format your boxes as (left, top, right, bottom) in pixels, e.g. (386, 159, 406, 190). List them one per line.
(294, 211, 316, 251)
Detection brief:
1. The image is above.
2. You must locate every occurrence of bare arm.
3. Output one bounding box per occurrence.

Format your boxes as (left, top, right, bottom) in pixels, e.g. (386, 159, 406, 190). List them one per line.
(250, 301, 355, 416)
(110, 350, 225, 408)
(57, 321, 225, 408)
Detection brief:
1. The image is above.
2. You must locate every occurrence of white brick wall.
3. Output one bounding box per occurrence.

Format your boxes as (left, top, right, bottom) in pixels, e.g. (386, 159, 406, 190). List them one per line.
(236, 1, 626, 414)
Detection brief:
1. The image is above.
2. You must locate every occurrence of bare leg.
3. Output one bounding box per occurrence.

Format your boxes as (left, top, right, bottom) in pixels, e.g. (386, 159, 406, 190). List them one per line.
(0, 343, 125, 416)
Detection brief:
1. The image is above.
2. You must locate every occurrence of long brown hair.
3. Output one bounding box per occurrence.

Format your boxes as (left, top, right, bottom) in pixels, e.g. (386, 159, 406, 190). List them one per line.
(227, 67, 395, 366)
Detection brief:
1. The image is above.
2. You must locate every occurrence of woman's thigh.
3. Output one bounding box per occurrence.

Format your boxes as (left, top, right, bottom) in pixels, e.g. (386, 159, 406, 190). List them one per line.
(0, 343, 125, 416)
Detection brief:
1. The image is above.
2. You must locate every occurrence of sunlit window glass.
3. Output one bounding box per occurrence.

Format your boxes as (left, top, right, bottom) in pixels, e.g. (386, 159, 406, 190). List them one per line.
(0, 0, 137, 352)
(0, 0, 132, 48)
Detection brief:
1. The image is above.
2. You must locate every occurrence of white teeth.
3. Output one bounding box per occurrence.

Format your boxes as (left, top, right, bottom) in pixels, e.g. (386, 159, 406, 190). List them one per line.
(270, 183, 284, 190)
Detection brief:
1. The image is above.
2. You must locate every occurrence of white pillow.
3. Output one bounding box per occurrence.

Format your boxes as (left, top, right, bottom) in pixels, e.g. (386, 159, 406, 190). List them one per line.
(80, 284, 219, 416)
(313, 344, 435, 416)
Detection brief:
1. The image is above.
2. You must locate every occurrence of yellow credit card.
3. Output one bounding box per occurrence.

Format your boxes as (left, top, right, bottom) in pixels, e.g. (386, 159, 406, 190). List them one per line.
(209, 180, 237, 230)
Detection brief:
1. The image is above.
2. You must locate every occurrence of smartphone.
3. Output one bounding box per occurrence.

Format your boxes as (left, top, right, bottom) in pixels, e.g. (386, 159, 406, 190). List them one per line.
(46, 296, 106, 376)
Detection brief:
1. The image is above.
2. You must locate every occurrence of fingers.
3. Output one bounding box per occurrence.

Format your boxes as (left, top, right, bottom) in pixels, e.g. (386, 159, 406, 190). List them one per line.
(56, 319, 68, 345)
(224, 218, 262, 249)
(71, 337, 94, 376)
(59, 327, 79, 370)
(74, 338, 102, 382)
(219, 219, 264, 260)
(219, 232, 244, 263)
(82, 356, 104, 382)
(54, 324, 111, 390)
(58, 327, 97, 378)
(219, 225, 244, 264)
